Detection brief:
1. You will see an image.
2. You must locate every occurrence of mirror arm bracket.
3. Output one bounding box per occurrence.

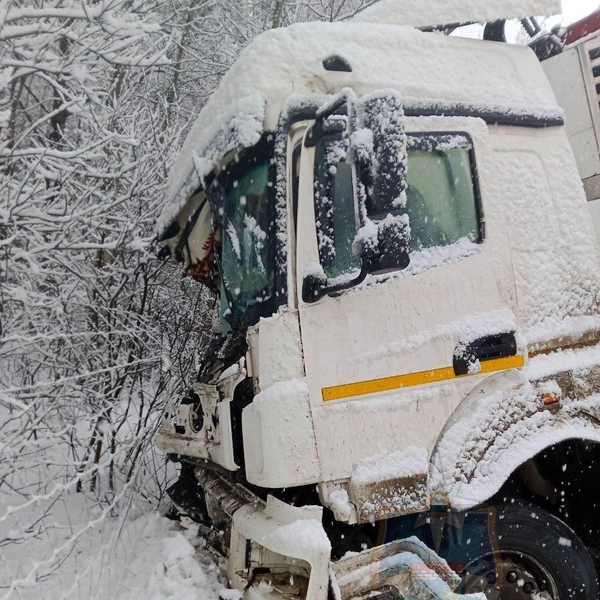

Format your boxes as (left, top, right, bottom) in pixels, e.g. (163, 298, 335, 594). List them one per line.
(304, 96, 349, 148)
(302, 263, 367, 304)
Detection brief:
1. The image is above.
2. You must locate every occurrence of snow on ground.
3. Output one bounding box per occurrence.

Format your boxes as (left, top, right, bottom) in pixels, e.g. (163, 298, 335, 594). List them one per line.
(0, 493, 224, 600)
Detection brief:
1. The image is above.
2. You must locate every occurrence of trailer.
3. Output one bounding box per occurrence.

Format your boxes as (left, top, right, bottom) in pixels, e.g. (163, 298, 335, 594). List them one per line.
(542, 8, 600, 243)
(155, 1, 600, 598)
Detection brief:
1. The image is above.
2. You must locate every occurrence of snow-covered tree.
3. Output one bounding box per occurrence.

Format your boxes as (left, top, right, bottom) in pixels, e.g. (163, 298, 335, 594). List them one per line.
(0, 0, 379, 596)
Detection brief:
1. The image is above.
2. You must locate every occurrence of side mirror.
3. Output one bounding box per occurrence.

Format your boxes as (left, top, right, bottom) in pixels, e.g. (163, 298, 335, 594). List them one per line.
(301, 213, 409, 302)
(351, 93, 408, 217)
(302, 90, 411, 304)
(350, 93, 411, 274)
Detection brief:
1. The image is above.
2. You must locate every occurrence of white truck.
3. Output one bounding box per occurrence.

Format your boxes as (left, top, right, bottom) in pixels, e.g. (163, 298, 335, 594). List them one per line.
(156, 1, 600, 598)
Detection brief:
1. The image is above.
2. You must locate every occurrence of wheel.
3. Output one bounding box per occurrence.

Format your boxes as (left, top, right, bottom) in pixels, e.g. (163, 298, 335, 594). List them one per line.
(384, 501, 599, 599)
(457, 502, 599, 599)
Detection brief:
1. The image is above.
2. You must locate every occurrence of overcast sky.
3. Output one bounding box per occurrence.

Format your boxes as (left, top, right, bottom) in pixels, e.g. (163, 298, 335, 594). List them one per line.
(564, 0, 600, 23)
(453, 1, 600, 39)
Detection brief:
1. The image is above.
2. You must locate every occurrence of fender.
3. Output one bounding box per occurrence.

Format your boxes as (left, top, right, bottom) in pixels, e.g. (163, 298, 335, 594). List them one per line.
(429, 364, 600, 511)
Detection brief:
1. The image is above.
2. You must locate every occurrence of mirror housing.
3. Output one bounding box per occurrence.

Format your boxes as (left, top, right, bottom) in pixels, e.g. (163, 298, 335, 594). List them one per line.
(350, 93, 411, 273)
(351, 92, 408, 216)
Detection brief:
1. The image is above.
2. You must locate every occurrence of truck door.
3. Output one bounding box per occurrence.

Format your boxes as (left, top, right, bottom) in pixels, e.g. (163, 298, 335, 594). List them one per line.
(295, 114, 522, 493)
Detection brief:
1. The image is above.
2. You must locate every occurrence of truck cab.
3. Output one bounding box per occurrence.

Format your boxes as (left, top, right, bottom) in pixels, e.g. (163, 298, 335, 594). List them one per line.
(156, 15, 600, 600)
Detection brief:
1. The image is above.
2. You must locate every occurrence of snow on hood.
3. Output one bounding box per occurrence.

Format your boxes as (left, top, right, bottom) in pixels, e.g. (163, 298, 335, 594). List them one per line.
(157, 20, 562, 235)
(352, 0, 561, 28)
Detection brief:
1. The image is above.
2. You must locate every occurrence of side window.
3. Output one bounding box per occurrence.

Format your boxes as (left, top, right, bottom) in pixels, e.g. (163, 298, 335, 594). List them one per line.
(312, 131, 482, 279)
(314, 134, 360, 279)
(406, 133, 482, 251)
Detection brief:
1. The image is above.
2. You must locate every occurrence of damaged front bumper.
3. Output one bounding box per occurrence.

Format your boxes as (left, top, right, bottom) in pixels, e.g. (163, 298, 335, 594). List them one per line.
(198, 469, 481, 600)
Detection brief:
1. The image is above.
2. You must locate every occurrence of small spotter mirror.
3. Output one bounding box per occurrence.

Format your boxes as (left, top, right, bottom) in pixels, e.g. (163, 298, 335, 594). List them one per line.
(355, 214, 410, 274)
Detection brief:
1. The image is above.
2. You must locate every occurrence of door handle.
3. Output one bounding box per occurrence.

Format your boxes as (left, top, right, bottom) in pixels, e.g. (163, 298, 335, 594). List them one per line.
(453, 332, 517, 376)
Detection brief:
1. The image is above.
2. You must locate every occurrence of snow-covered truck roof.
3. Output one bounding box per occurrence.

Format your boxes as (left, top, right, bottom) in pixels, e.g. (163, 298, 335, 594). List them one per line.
(158, 21, 563, 234)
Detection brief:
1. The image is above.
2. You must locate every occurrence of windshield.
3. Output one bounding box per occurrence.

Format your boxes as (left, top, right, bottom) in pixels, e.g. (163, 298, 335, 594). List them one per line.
(215, 149, 274, 325)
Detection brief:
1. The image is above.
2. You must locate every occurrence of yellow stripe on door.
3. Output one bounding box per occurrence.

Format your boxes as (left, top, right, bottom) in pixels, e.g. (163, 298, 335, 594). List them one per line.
(321, 354, 525, 402)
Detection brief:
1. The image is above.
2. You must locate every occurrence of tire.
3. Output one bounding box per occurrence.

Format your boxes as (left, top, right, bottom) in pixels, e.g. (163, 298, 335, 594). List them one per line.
(384, 501, 599, 599)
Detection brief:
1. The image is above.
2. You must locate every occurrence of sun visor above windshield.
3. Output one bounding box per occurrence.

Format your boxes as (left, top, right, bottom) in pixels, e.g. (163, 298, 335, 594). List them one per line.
(157, 95, 266, 236)
(352, 0, 561, 28)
